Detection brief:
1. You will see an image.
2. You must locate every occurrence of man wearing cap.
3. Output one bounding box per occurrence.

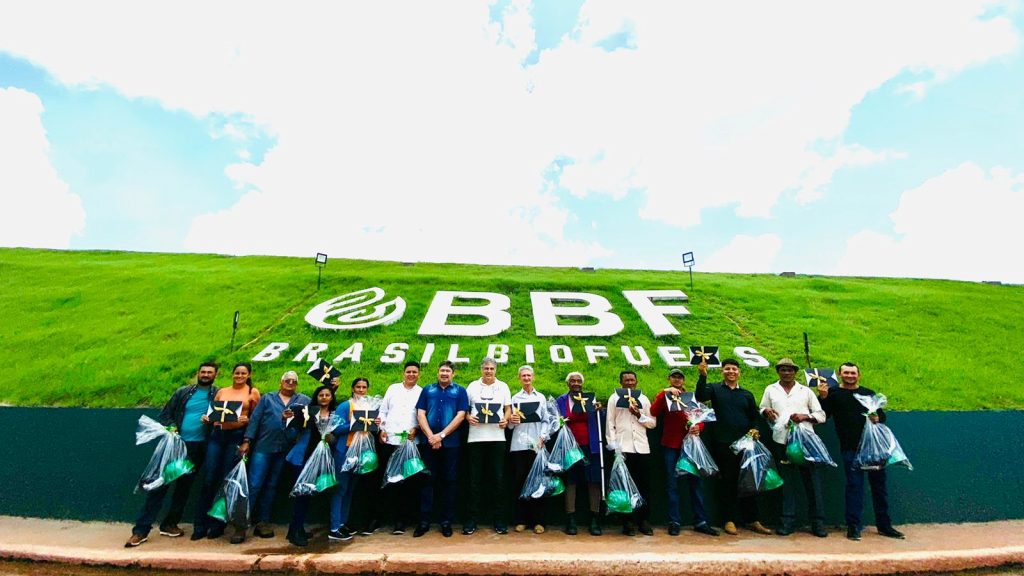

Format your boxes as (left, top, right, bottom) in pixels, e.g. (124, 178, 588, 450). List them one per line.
(650, 368, 718, 537)
(760, 358, 828, 537)
(126, 361, 220, 547)
(817, 362, 905, 541)
(695, 359, 772, 536)
(556, 371, 607, 536)
(605, 371, 656, 536)
(237, 370, 311, 543)
(414, 361, 469, 538)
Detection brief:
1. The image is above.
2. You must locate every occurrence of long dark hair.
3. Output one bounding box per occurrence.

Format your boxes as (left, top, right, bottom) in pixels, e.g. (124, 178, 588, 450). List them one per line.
(312, 384, 337, 411)
(232, 362, 253, 387)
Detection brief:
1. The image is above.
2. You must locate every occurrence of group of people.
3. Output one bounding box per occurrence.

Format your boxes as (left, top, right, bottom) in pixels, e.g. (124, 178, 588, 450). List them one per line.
(126, 355, 904, 548)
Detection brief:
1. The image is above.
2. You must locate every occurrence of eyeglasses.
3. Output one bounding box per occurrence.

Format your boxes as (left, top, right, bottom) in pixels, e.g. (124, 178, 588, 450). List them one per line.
(283, 379, 298, 384)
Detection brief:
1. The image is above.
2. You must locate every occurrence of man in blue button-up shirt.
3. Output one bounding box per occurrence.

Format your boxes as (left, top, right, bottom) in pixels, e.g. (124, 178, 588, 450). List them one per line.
(238, 370, 310, 542)
(413, 361, 468, 537)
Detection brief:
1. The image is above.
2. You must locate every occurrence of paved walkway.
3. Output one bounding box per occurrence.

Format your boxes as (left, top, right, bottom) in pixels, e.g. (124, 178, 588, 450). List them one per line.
(2, 516, 1023, 575)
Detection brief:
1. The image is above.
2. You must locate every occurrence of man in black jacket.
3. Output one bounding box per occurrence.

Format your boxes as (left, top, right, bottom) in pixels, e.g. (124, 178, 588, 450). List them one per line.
(695, 359, 772, 536)
(126, 361, 220, 547)
(817, 362, 905, 541)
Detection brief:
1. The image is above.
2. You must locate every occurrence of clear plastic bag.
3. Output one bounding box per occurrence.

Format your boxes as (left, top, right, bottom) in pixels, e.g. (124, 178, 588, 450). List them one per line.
(134, 415, 194, 493)
(382, 433, 429, 487)
(519, 443, 565, 499)
(676, 403, 719, 477)
(208, 457, 249, 526)
(854, 394, 912, 471)
(783, 421, 837, 467)
(605, 450, 644, 514)
(291, 413, 342, 497)
(731, 430, 784, 495)
(546, 416, 588, 473)
(341, 431, 379, 475)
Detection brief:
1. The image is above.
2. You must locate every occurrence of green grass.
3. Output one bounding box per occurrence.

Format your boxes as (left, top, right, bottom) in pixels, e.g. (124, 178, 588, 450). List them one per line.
(1, 248, 1021, 411)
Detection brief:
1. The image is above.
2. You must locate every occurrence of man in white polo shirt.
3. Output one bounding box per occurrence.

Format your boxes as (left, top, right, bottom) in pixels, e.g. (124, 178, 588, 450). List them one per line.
(760, 357, 828, 538)
(606, 370, 657, 536)
(463, 357, 513, 535)
(377, 361, 423, 535)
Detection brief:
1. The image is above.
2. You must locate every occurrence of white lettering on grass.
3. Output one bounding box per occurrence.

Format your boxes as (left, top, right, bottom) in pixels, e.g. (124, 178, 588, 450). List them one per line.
(418, 291, 512, 336)
(252, 342, 289, 362)
(531, 292, 624, 337)
(622, 290, 691, 336)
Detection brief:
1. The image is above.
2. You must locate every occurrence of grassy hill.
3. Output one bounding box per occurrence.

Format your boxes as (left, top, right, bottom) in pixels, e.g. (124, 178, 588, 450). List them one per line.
(1, 248, 1021, 411)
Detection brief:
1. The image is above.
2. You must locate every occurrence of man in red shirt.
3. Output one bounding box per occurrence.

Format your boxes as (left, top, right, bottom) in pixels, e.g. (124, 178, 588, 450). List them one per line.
(555, 372, 606, 536)
(650, 368, 719, 536)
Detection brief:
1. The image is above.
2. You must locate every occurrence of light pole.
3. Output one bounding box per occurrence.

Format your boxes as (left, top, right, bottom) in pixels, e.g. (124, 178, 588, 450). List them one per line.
(315, 253, 328, 291)
(682, 251, 695, 292)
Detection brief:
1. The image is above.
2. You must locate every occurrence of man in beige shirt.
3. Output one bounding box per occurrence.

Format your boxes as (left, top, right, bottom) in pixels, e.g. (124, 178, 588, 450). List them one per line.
(606, 370, 656, 536)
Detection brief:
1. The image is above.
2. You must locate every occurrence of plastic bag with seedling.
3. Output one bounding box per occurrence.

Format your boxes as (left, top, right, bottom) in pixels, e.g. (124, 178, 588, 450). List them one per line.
(134, 415, 194, 493)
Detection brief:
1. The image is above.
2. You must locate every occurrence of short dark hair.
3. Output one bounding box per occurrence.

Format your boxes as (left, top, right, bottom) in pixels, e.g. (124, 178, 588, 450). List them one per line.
(351, 377, 369, 390)
(619, 370, 637, 382)
(404, 361, 421, 370)
(198, 361, 219, 372)
(439, 360, 456, 371)
(312, 384, 337, 410)
(721, 358, 741, 368)
(840, 362, 859, 373)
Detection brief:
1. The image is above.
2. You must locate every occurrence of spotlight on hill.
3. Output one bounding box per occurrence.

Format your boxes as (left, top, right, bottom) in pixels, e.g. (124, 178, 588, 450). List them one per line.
(315, 253, 328, 290)
(681, 252, 695, 292)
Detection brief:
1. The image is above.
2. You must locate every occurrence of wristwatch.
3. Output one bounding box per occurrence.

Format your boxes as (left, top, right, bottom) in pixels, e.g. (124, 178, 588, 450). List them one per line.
(439, 432, 447, 439)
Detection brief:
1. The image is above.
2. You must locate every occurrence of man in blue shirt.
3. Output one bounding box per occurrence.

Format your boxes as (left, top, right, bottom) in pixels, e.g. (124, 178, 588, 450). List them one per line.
(237, 370, 310, 543)
(126, 361, 219, 547)
(414, 361, 468, 538)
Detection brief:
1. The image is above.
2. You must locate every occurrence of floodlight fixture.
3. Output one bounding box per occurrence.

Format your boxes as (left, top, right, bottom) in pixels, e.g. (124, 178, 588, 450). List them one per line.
(682, 251, 695, 292)
(315, 253, 328, 290)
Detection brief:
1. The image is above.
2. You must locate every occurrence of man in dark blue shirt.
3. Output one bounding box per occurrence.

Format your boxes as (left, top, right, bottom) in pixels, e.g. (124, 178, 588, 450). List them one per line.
(414, 360, 469, 537)
(817, 362, 905, 541)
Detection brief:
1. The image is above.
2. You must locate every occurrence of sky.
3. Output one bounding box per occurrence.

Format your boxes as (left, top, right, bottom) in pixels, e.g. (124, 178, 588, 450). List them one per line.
(1, 1, 1023, 283)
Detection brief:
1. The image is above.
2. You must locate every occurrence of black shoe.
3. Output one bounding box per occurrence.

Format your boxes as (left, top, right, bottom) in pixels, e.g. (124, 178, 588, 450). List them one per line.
(622, 520, 637, 536)
(589, 517, 602, 536)
(229, 532, 246, 544)
(190, 528, 208, 541)
(694, 523, 720, 537)
(462, 521, 477, 535)
(812, 525, 828, 538)
(392, 523, 406, 535)
(565, 514, 578, 536)
(879, 526, 905, 539)
(774, 525, 794, 536)
(413, 523, 430, 538)
(287, 529, 308, 547)
(207, 526, 224, 540)
(328, 526, 354, 541)
(441, 523, 453, 538)
(667, 522, 681, 536)
(638, 520, 654, 536)
(494, 524, 508, 535)
(359, 520, 379, 536)
(847, 526, 862, 541)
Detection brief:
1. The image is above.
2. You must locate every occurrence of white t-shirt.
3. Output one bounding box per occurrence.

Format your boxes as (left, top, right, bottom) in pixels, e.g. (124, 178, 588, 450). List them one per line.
(378, 382, 423, 446)
(465, 378, 512, 443)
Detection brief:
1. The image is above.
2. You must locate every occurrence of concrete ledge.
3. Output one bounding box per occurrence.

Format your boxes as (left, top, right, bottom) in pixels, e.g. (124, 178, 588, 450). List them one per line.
(2, 517, 1023, 575)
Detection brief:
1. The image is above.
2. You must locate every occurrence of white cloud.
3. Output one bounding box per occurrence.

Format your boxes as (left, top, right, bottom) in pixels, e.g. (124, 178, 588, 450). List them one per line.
(0, 1, 1017, 264)
(703, 234, 783, 273)
(836, 162, 1024, 283)
(0, 87, 85, 248)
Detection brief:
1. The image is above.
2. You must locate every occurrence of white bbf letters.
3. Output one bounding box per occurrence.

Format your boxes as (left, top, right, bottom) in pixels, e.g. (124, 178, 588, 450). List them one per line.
(622, 290, 691, 336)
(531, 292, 624, 337)
(418, 291, 512, 337)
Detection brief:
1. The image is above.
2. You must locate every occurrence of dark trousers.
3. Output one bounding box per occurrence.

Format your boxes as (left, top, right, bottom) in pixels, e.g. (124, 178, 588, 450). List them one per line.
(348, 443, 384, 531)
(842, 450, 892, 529)
(662, 446, 709, 527)
(512, 450, 546, 527)
(467, 441, 507, 526)
(622, 452, 651, 524)
(779, 461, 825, 528)
(247, 450, 287, 526)
(378, 442, 419, 528)
(194, 428, 244, 532)
(132, 441, 206, 537)
(420, 445, 459, 525)
(710, 441, 758, 525)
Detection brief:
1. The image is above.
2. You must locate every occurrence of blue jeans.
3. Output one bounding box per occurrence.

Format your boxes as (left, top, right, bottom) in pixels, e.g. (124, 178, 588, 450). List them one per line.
(842, 450, 892, 529)
(194, 428, 244, 531)
(247, 450, 287, 526)
(420, 445, 459, 524)
(330, 471, 357, 531)
(662, 447, 710, 527)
